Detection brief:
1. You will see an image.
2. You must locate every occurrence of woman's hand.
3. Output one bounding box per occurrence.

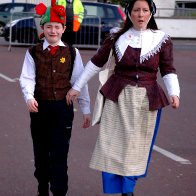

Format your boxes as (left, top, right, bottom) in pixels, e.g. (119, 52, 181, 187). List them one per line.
(169, 95, 180, 109)
(66, 88, 80, 105)
(27, 99, 38, 112)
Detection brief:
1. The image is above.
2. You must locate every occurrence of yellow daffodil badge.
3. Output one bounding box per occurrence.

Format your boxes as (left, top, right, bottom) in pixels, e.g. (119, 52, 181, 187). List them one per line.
(60, 57, 66, 63)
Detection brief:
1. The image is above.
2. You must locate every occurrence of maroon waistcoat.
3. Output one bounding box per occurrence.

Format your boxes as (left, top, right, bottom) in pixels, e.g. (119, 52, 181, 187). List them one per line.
(29, 43, 73, 101)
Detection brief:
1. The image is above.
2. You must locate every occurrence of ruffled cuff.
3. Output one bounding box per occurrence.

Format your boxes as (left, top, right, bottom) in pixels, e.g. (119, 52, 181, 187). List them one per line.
(163, 73, 180, 98)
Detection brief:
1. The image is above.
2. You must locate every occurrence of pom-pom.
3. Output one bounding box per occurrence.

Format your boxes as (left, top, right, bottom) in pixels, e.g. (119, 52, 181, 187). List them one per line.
(53, 5, 66, 17)
(35, 3, 47, 15)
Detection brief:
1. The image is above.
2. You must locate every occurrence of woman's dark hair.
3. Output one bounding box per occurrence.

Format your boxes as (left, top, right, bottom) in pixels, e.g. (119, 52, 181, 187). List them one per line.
(112, 0, 158, 44)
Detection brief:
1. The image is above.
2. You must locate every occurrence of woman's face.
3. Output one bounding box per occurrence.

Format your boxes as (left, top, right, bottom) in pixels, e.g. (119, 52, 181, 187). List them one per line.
(130, 0, 151, 31)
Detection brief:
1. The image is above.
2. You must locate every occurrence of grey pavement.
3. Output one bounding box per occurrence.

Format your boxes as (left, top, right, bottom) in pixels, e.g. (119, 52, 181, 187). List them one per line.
(0, 38, 196, 196)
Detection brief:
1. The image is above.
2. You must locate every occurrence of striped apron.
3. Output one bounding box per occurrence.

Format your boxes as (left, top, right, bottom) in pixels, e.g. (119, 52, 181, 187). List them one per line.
(90, 85, 162, 193)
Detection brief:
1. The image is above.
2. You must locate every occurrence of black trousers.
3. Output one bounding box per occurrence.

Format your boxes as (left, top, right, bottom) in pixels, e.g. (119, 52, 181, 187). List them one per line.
(30, 99, 74, 195)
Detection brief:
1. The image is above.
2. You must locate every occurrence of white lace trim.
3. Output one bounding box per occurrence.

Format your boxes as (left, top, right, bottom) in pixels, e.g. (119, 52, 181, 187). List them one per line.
(115, 45, 122, 62)
(140, 33, 169, 63)
(115, 28, 170, 63)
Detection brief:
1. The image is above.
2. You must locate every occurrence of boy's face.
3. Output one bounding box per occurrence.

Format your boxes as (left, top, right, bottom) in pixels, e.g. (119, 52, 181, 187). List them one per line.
(42, 22, 66, 45)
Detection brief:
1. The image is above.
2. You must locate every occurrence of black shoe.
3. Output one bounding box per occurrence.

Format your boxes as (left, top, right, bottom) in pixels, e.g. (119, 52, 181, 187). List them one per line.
(122, 193, 134, 196)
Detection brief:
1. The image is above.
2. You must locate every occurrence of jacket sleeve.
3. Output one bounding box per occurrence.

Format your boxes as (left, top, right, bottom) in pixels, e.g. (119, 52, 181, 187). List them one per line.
(159, 37, 176, 77)
(91, 35, 114, 67)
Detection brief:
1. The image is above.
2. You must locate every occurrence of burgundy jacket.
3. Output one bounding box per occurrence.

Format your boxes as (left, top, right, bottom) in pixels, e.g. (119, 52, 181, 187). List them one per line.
(91, 35, 176, 111)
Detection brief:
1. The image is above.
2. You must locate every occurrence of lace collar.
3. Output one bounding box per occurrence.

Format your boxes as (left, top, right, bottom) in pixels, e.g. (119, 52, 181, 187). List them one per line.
(115, 27, 169, 63)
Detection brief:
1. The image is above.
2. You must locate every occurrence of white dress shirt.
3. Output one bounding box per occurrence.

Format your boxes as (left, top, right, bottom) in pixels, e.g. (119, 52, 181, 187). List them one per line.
(20, 39, 90, 114)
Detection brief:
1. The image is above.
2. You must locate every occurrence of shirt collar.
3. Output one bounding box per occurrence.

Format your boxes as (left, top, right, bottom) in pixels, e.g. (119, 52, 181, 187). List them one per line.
(43, 39, 66, 50)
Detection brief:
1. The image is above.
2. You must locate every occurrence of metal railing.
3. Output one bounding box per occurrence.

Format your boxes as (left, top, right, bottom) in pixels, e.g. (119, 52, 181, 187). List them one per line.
(73, 15, 101, 49)
(5, 12, 102, 50)
(3, 7, 196, 50)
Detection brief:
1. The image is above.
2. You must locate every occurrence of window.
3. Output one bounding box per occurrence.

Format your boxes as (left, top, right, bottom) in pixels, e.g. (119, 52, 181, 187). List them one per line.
(84, 5, 105, 18)
(0, 4, 35, 13)
(2, 5, 11, 12)
(176, 1, 196, 8)
(106, 7, 115, 18)
(10, 6, 24, 13)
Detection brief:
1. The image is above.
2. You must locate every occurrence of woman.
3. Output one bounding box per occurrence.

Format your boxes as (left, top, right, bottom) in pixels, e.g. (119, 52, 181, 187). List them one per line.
(66, 0, 180, 195)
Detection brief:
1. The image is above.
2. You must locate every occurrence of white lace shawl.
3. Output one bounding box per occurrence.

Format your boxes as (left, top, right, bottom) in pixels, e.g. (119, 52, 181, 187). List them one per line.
(115, 28, 169, 63)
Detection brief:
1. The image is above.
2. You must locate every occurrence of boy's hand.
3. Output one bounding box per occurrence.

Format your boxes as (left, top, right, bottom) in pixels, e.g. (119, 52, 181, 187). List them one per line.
(82, 114, 91, 128)
(66, 88, 80, 105)
(27, 99, 38, 112)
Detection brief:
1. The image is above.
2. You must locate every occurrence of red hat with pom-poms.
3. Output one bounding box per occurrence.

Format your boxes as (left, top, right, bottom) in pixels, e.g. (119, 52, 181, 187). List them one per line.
(35, 0, 66, 26)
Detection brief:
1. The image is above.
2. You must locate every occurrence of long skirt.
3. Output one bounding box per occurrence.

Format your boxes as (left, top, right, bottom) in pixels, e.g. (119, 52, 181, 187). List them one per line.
(90, 85, 162, 194)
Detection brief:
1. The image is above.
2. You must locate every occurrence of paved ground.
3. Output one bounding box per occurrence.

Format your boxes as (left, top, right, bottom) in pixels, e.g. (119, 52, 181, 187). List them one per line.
(0, 38, 196, 196)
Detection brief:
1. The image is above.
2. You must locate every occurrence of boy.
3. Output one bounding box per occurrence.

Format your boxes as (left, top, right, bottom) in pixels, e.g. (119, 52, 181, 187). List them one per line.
(19, 1, 91, 195)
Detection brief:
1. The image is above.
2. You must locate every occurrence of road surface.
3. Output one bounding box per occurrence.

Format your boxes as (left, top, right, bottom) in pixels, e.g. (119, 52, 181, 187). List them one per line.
(0, 39, 195, 196)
